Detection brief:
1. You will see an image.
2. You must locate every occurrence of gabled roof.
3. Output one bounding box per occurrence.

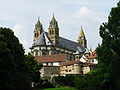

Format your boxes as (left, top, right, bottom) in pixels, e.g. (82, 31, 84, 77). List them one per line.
(85, 48, 90, 54)
(33, 31, 54, 46)
(88, 50, 97, 59)
(35, 54, 66, 63)
(75, 47, 86, 54)
(79, 55, 88, 62)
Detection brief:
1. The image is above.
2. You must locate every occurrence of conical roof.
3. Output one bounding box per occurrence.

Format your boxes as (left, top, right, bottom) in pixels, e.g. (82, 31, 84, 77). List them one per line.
(79, 26, 85, 37)
(37, 20, 40, 24)
(36, 16, 41, 25)
(51, 13, 57, 23)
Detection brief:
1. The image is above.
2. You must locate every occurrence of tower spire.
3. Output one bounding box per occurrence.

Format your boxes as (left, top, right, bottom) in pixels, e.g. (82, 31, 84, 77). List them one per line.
(37, 16, 40, 25)
(78, 25, 87, 48)
(53, 13, 54, 17)
(79, 25, 85, 37)
(51, 13, 56, 23)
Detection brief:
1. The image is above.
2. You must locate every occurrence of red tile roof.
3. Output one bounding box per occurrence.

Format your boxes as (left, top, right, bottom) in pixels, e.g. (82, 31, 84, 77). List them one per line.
(83, 63, 97, 67)
(60, 60, 97, 66)
(60, 60, 83, 66)
(35, 54, 66, 63)
(88, 50, 97, 59)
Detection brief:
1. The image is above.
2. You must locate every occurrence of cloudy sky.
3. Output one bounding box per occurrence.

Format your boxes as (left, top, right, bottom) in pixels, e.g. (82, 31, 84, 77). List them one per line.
(0, 0, 119, 53)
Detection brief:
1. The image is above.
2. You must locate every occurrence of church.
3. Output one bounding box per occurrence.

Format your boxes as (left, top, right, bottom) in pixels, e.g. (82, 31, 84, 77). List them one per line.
(30, 15, 97, 80)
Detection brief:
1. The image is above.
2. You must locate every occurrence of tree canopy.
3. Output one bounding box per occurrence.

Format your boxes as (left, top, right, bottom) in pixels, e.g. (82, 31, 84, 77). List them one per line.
(96, 1, 120, 89)
(0, 27, 42, 90)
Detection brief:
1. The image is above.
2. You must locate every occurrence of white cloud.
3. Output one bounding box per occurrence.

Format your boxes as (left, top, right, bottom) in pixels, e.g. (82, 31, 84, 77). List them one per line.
(75, 7, 107, 24)
(13, 24, 23, 36)
(12, 24, 30, 53)
(20, 39, 29, 47)
(0, 0, 118, 53)
(75, 7, 93, 18)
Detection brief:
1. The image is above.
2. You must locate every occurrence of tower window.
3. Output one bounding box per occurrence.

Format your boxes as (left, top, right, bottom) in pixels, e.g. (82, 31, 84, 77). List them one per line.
(35, 33, 39, 37)
(50, 31, 51, 35)
(37, 33, 38, 37)
(52, 31, 54, 34)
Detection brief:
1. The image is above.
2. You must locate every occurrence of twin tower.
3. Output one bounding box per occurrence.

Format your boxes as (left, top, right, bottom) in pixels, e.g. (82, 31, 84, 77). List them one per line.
(33, 15, 87, 48)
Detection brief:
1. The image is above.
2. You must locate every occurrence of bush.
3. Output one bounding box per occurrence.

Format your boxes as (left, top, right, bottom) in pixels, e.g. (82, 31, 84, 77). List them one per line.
(55, 75, 83, 87)
(35, 79, 55, 89)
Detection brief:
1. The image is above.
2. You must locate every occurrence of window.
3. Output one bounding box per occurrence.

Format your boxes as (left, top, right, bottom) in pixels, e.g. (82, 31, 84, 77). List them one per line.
(50, 31, 51, 35)
(52, 31, 54, 34)
(35, 33, 39, 37)
(35, 33, 36, 37)
(35, 51, 38, 56)
(76, 56, 79, 59)
(37, 33, 38, 37)
(42, 51, 46, 55)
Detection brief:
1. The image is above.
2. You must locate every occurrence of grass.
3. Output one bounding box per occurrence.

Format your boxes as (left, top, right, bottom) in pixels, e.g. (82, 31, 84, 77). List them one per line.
(32, 86, 77, 90)
(44, 86, 77, 90)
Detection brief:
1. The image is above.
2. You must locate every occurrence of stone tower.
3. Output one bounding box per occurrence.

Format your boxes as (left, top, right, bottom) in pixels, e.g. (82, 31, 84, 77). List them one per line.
(33, 17, 43, 42)
(78, 26, 87, 48)
(48, 14, 59, 44)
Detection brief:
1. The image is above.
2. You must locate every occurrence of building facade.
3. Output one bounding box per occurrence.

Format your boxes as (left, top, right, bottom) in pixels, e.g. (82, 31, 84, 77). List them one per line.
(30, 15, 97, 80)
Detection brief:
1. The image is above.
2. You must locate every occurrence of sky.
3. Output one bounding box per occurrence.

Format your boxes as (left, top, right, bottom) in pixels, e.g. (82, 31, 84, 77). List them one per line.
(0, 0, 119, 53)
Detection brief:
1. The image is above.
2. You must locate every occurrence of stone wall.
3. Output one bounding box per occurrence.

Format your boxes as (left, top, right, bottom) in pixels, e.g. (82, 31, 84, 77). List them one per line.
(83, 66, 90, 74)
(40, 66, 60, 79)
(60, 64, 82, 75)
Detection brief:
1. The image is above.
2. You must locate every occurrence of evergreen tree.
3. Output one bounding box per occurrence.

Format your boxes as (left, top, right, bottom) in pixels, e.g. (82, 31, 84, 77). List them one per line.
(96, 1, 120, 89)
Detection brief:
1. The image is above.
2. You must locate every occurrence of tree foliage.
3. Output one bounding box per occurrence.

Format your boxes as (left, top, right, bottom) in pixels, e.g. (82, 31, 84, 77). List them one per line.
(63, 1, 120, 90)
(24, 53, 43, 82)
(0, 27, 29, 90)
(96, 1, 120, 89)
(0, 27, 42, 90)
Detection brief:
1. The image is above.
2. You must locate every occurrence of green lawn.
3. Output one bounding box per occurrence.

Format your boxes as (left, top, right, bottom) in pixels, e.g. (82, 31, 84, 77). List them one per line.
(32, 86, 77, 90)
(44, 86, 77, 90)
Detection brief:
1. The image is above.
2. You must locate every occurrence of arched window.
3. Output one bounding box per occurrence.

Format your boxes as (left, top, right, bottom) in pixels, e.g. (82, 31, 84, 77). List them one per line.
(37, 33, 38, 37)
(42, 50, 46, 55)
(35, 33, 36, 37)
(52, 31, 54, 34)
(50, 31, 51, 35)
(35, 50, 38, 56)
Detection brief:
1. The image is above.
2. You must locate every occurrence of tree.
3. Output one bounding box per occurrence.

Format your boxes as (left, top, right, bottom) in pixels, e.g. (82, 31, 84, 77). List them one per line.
(24, 53, 43, 83)
(96, 1, 120, 89)
(0, 27, 30, 90)
(74, 1, 120, 90)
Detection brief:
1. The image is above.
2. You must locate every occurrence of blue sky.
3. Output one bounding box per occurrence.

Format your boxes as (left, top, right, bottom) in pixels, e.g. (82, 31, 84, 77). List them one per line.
(0, 0, 119, 53)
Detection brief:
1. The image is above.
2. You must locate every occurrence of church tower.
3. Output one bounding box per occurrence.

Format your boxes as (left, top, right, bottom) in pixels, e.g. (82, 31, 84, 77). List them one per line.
(48, 14, 59, 44)
(78, 26, 87, 48)
(33, 17, 43, 42)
